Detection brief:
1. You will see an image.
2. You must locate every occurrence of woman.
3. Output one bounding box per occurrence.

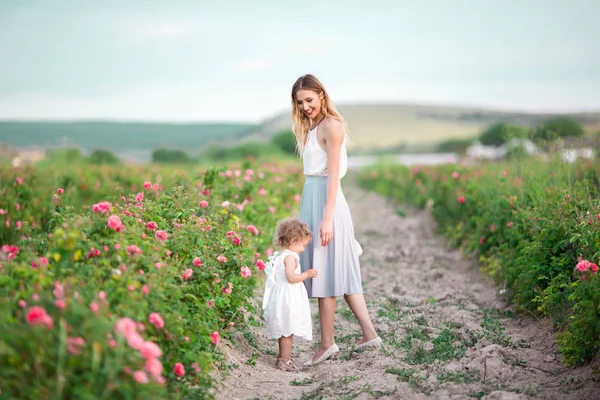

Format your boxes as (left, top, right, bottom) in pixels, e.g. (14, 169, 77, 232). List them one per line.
(291, 74, 382, 366)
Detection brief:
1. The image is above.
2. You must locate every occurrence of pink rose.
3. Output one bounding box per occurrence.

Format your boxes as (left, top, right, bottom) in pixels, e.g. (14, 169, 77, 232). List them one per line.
(145, 357, 163, 378)
(107, 215, 123, 231)
(140, 341, 162, 359)
(210, 332, 221, 345)
(155, 230, 168, 242)
(199, 200, 209, 208)
(240, 266, 252, 278)
(182, 268, 193, 280)
(133, 370, 149, 384)
(149, 312, 165, 329)
(246, 225, 259, 235)
(26, 306, 53, 329)
(173, 362, 185, 377)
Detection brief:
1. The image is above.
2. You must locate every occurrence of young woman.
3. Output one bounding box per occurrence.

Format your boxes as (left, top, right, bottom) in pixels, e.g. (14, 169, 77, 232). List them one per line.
(291, 74, 382, 366)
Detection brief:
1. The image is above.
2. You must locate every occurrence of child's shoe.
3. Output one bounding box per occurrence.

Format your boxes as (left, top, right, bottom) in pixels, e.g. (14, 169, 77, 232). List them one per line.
(276, 358, 299, 372)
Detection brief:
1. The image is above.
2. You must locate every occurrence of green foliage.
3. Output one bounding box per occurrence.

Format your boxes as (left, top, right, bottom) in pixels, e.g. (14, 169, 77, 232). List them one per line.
(151, 148, 192, 164)
(437, 138, 474, 154)
(199, 141, 285, 162)
(87, 149, 121, 165)
(479, 123, 529, 146)
(479, 123, 509, 146)
(539, 116, 585, 139)
(270, 130, 297, 155)
(0, 159, 304, 398)
(359, 157, 600, 367)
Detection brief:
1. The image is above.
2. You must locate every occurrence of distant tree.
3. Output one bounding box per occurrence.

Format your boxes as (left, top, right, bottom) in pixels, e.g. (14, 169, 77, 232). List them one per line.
(151, 148, 192, 164)
(437, 138, 475, 154)
(479, 123, 529, 146)
(533, 116, 584, 142)
(479, 123, 511, 146)
(270, 130, 297, 155)
(87, 149, 120, 165)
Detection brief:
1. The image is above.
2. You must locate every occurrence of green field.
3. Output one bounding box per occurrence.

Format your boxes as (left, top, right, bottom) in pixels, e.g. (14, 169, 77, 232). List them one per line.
(1, 104, 599, 158)
(244, 104, 600, 151)
(0, 121, 256, 154)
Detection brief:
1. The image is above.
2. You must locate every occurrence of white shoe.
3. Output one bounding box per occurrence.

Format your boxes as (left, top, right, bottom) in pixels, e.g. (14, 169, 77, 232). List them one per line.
(355, 336, 382, 350)
(302, 344, 339, 366)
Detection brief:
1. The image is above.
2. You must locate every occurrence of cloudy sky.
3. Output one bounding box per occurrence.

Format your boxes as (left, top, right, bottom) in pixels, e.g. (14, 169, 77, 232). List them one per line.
(0, 0, 599, 122)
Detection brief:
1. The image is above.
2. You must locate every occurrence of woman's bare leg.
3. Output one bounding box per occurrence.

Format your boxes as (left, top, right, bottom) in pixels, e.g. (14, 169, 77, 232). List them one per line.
(311, 297, 337, 361)
(344, 293, 378, 344)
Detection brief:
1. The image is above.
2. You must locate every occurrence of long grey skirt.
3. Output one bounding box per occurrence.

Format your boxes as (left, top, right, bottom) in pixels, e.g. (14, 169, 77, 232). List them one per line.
(299, 175, 363, 298)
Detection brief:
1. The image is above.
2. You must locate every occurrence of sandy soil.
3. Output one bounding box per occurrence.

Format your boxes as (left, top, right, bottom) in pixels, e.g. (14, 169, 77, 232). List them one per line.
(213, 178, 600, 400)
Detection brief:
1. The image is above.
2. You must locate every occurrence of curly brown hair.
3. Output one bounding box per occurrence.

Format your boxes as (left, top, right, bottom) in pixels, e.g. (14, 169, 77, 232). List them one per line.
(274, 217, 312, 247)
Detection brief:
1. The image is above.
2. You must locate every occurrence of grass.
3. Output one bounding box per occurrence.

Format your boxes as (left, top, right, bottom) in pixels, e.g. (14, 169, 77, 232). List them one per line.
(480, 309, 512, 347)
(398, 325, 467, 365)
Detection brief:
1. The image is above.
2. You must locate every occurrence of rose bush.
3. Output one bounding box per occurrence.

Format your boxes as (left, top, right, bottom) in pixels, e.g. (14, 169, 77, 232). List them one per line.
(0, 160, 303, 398)
(359, 156, 600, 367)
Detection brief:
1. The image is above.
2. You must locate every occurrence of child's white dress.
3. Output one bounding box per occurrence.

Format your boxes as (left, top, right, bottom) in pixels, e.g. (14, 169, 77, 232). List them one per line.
(262, 249, 313, 340)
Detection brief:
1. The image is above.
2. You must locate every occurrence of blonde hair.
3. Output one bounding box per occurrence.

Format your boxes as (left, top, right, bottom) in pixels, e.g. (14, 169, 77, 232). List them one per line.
(291, 74, 348, 154)
(274, 218, 311, 247)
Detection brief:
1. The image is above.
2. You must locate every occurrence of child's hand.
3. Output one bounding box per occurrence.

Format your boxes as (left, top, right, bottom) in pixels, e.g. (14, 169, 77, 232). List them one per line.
(306, 269, 318, 279)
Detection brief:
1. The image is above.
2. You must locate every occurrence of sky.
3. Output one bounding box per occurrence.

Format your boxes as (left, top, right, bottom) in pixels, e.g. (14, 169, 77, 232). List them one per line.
(0, 0, 599, 122)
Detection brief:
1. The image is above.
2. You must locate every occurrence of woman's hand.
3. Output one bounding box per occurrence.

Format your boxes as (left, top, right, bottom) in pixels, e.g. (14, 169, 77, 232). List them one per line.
(320, 217, 333, 247)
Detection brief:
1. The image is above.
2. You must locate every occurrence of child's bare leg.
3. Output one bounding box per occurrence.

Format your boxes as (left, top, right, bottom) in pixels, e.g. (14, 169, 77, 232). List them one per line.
(278, 335, 293, 361)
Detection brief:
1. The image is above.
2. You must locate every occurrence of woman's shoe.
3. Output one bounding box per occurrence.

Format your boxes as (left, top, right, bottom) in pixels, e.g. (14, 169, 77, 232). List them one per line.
(302, 344, 339, 366)
(355, 336, 382, 350)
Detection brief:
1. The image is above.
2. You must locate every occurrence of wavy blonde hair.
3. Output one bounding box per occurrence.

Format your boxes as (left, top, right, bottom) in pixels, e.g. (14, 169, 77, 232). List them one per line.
(291, 74, 348, 154)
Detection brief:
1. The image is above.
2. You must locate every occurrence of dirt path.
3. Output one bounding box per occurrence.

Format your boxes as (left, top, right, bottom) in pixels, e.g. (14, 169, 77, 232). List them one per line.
(214, 178, 600, 400)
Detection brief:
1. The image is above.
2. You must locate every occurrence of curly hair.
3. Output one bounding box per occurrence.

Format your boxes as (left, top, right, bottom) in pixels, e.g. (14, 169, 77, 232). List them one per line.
(274, 217, 312, 247)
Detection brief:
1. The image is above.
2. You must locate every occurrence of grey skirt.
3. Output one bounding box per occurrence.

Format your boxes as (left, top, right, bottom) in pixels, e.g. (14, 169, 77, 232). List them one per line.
(299, 175, 363, 298)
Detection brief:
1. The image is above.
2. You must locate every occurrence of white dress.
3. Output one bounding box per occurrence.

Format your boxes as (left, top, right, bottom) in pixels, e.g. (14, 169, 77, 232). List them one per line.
(262, 249, 313, 340)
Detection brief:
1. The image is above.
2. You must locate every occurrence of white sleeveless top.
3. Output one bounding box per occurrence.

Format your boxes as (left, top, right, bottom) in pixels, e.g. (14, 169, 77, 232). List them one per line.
(302, 126, 348, 178)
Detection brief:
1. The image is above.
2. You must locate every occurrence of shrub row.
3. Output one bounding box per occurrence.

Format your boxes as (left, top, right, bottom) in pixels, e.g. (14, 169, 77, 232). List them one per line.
(0, 160, 303, 398)
(359, 157, 600, 367)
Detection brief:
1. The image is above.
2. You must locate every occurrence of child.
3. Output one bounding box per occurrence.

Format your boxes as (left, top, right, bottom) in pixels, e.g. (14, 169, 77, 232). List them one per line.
(262, 217, 318, 372)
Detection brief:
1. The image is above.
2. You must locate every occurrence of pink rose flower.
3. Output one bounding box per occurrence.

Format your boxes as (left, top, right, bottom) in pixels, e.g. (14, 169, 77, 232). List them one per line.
(182, 268, 193, 280)
(107, 215, 123, 231)
(155, 230, 168, 242)
(133, 370, 149, 384)
(149, 312, 165, 329)
(26, 306, 53, 329)
(246, 225, 259, 235)
(240, 266, 252, 278)
(145, 357, 163, 378)
(210, 332, 221, 345)
(173, 362, 185, 377)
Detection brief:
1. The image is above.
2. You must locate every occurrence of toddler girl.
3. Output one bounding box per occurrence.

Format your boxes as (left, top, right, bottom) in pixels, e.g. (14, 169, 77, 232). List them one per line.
(262, 217, 317, 372)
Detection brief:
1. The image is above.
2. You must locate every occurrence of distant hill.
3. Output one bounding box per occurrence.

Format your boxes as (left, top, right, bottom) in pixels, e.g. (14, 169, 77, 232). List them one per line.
(2, 104, 600, 160)
(242, 103, 600, 151)
(0, 121, 256, 162)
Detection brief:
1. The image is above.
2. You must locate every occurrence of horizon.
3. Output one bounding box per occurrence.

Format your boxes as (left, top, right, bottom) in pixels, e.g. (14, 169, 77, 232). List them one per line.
(1, 99, 600, 125)
(1, 1, 599, 123)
